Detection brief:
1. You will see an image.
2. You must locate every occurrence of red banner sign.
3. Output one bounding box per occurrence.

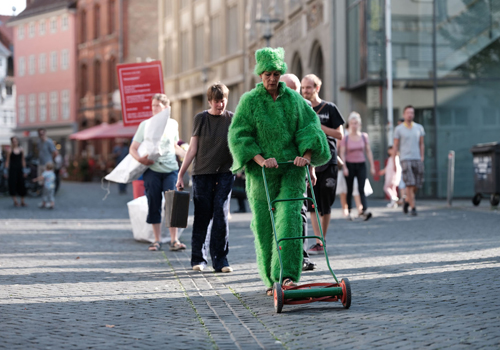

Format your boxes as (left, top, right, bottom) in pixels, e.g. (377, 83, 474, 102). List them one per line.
(117, 61, 164, 126)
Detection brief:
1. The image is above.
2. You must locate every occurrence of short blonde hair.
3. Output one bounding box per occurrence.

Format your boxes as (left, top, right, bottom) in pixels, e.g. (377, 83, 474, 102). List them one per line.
(303, 74, 322, 88)
(348, 112, 362, 125)
(45, 162, 54, 171)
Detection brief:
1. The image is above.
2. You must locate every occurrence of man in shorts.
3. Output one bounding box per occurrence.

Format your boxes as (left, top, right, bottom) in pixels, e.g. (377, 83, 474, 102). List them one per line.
(301, 74, 345, 255)
(393, 105, 425, 216)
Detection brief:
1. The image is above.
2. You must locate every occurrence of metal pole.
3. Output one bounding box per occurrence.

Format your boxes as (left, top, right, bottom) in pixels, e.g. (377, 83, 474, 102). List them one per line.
(385, 0, 394, 145)
(447, 150, 455, 206)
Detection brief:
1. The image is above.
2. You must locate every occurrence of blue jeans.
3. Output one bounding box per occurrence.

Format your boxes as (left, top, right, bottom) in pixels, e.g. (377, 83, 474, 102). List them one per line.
(143, 168, 178, 224)
(191, 172, 234, 271)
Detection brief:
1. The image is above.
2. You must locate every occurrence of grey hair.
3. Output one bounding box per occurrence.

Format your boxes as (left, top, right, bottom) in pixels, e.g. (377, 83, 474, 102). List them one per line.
(348, 111, 362, 125)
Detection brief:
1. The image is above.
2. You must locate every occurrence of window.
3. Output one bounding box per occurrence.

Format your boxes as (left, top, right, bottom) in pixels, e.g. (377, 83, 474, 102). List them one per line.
(39, 93, 47, 122)
(80, 10, 87, 43)
(94, 4, 100, 39)
(50, 51, 57, 72)
(94, 60, 101, 94)
(80, 64, 88, 98)
(180, 31, 189, 71)
(50, 17, 57, 33)
(194, 24, 204, 67)
(61, 90, 70, 120)
(29, 22, 35, 37)
(61, 50, 69, 70)
(210, 16, 220, 61)
(39, 53, 46, 74)
(29, 94, 36, 122)
(18, 95, 26, 123)
(18, 57, 25, 76)
(108, 56, 116, 92)
(227, 6, 239, 54)
(18, 25, 25, 39)
(29, 55, 35, 75)
(62, 15, 69, 31)
(108, 0, 115, 34)
(39, 20, 46, 35)
(50, 92, 58, 121)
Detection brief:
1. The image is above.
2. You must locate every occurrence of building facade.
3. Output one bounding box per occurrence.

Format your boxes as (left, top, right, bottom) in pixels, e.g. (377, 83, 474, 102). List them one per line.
(9, 0, 78, 159)
(159, 0, 499, 198)
(0, 15, 15, 149)
(158, 0, 247, 142)
(76, 0, 157, 160)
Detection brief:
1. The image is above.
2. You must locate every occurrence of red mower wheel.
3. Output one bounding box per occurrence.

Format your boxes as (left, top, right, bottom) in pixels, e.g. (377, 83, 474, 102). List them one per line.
(273, 282, 284, 313)
(340, 278, 351, 309)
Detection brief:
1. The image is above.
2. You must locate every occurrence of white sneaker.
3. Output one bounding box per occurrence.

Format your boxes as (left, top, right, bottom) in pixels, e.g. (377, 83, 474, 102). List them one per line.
(221, 266, 233, 273)
(192, 265, 205, 271)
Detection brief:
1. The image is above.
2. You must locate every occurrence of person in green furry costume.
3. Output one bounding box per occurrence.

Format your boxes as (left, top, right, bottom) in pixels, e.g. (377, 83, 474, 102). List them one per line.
(228, 47, 330, 295)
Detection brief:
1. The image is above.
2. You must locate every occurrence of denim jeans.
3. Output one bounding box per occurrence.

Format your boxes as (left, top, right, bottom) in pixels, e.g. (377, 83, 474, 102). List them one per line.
(191, 172, 234, 271)
(143, 169, 178, 224)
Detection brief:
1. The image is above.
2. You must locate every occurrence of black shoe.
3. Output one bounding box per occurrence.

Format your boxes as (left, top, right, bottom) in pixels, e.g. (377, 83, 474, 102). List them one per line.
(361, 211, 372, 221)
(411, 208, 417, 216)
(403, 201, 409, 214)
(302, 258, 317, 271)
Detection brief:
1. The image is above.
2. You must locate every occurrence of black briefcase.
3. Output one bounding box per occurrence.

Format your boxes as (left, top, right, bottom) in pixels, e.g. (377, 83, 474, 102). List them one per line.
(164, 190, 190, 228)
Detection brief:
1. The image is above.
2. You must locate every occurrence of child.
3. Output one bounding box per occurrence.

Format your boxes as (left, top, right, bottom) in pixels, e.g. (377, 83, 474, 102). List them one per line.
(379, 146, 402, 208)
(33, 162, 56, 209)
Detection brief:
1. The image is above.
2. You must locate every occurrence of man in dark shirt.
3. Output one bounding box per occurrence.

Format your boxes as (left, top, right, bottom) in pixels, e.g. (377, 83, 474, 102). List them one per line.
(176, 82, 234, 273)
(301, 74, 345, 255)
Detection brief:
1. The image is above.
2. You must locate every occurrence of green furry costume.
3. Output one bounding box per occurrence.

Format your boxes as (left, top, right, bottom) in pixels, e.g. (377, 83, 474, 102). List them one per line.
(228, 48, 330, 288)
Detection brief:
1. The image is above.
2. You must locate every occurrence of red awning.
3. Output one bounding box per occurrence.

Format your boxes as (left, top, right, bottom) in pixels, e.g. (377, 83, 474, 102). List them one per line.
(69, 121, 138, 140)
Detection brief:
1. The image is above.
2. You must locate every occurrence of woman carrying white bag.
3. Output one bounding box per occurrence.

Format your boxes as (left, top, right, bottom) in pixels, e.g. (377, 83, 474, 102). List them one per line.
(129, 94, 186, 252)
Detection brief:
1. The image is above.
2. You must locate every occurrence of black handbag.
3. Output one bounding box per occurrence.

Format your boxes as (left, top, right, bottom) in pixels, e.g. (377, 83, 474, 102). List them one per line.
(164, 190, 190, 228)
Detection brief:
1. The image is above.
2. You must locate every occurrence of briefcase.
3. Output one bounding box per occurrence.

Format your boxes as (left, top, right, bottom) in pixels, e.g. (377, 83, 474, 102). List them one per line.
(164, 190, 190, 228)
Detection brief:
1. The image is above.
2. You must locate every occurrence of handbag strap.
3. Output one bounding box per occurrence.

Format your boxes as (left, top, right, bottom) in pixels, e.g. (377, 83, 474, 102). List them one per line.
(315, 102, 326, 115)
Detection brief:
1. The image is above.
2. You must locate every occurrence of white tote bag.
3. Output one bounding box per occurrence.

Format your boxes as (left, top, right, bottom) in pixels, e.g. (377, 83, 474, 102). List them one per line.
(105, 107, 171, 184)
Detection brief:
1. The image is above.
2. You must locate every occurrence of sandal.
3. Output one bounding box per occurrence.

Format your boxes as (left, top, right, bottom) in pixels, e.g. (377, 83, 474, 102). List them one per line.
(169, 240, 186, 251)
(266, 288, 273, 296)
(148, 241, 162, 251)
(282, 278, 297, 287)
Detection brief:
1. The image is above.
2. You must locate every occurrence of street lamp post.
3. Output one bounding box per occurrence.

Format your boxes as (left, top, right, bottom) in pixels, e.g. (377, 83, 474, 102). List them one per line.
(255, 15, 281, 47)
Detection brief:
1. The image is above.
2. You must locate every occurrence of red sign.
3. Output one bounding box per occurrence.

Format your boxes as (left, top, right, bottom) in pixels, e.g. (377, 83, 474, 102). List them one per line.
(117, 61, 164, 126)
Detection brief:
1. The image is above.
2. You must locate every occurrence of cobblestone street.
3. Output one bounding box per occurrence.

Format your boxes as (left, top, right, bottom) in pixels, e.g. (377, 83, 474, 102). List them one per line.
(1, 181, 499, 349)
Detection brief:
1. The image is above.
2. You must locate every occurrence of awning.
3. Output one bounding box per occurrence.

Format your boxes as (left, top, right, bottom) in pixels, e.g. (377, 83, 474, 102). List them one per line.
(69, 121, 138, 140)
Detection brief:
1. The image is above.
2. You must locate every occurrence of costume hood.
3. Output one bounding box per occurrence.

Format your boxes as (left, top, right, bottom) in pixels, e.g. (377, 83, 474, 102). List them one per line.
(253, 47, 288, 75)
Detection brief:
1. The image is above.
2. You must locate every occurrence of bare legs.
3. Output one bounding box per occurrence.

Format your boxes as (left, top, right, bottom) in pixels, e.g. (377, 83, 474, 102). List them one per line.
(11, 196, 26, 207)
(406, 186, 417, 209)
(310, 213, 331, 245)
(152, 223, 178, 243)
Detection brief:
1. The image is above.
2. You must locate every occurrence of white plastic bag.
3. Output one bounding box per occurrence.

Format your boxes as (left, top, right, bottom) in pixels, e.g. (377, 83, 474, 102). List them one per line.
(127, 195, 170, 243)
(105, 107, 171, 184)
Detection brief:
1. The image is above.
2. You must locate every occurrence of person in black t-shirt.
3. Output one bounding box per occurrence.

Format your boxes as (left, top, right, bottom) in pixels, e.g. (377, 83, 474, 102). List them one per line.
(301, 74, 345, 255)
(176, 83, 234, 273)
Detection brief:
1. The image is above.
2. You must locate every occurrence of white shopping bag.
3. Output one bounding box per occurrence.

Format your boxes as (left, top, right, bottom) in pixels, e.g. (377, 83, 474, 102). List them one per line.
(127, 195, 171, 243)
(105, 107, 171, 184)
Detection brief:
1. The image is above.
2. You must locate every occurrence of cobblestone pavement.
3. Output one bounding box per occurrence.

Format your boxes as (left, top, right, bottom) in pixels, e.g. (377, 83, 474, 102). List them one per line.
(1, 182, 499, 349)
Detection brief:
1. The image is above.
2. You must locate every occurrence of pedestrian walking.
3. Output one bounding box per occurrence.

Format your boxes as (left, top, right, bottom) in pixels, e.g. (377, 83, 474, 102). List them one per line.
(4, 136, 28, 207)
(339, 112, 376, 221)
(37, 128, 58, 181)
(176, 82, 235, 273)
(228, 47, 330, 295)
(33, 162, 56, 209)
(379, 146, 402, 208)
(393, 105, 425, 216)
(280, 73, 317, 271)
(301, 74, 345, 255)
(130, 93, 186, 252)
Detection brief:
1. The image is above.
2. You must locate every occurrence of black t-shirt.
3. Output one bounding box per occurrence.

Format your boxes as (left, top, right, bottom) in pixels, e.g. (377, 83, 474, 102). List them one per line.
(192, 110, 233, 175)
(313, 101, 345, 165)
